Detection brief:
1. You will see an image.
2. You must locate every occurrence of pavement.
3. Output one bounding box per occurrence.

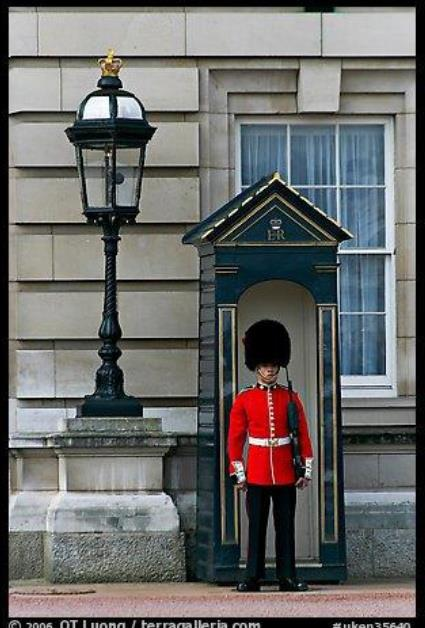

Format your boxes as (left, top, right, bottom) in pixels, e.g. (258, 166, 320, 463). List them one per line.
(9, 579, 415, 618)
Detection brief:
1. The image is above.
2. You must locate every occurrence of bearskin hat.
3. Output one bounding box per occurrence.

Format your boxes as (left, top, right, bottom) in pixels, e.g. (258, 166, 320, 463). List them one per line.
(243, 319, 291, 371)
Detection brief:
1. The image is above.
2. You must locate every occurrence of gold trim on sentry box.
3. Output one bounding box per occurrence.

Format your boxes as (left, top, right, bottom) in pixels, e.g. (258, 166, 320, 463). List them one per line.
(239, 561, 324, 568)
(231, 307, 239, 543)
(331, 306, 339, 543)
(216, 193, 336, 243)
(318, 305, 338, 544)
(230, 203, 322, 243)
(318, 306, 324, 545)
(219, 306, 239, 544)
(218, 307, 226, 544)
(216, 241, 336, 248)
(313, 265, 338, 273)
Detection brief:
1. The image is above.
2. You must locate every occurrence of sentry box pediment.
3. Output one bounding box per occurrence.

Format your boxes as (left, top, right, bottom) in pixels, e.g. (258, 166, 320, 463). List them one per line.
(183, 172, 352, 248)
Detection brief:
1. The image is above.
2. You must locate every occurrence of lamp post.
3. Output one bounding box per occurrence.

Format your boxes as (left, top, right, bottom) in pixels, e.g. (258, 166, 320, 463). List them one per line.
(65, 50, 156, 417)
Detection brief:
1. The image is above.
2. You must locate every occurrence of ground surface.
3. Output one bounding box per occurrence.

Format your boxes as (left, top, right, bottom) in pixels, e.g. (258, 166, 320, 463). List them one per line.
(9, 579, 415, 618)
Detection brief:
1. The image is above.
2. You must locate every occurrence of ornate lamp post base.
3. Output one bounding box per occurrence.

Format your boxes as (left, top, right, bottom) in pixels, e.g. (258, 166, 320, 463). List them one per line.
(77, 396, 143, 417)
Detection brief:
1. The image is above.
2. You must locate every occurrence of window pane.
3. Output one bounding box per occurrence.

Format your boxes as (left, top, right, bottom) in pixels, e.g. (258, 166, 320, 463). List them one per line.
(340, 124, 385, 185)
(340, 314, 386, 375)
(290, 125, 335, 185)
(241, 124, 287, 186)
(296, 187, 337, 220)
(339, 255, 385, 312)
(340, 188, 385, 248)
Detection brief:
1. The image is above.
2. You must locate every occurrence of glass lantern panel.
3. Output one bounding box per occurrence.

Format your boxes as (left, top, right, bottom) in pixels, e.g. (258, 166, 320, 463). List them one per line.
(115, 147, 144, 207)
(82, 96, 111, 119)
(116, 97, 143, 119)
(82, 147, 114, 207)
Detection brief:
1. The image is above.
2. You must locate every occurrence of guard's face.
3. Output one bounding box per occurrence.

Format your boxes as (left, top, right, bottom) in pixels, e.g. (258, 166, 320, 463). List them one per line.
(256, 363, 280, 383)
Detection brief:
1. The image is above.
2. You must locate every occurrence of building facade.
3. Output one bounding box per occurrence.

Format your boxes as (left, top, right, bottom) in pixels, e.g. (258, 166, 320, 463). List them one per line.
(9, 6, 415, 582)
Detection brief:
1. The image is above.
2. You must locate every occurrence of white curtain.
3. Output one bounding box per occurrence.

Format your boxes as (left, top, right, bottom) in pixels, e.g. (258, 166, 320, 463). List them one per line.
(340, 188, 385, 249)
(240, 123, 387, 375)
(339, 124, 385, 185)
(291, 124, 337, 218)
(241, 124, 287, 185)
(297, 187, 337, 219)
(338, 125, 386, 375)
(290, 125, 335, 185)
(340, 255, 386, 375)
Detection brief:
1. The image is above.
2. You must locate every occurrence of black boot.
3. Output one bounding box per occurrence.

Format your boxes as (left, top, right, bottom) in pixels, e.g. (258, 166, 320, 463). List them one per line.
(236, 579, 260, 592)
(278, 577, 308, 592)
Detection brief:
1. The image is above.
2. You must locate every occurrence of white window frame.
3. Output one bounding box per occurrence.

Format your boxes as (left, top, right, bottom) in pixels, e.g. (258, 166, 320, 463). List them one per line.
(235, 115, 397, 398)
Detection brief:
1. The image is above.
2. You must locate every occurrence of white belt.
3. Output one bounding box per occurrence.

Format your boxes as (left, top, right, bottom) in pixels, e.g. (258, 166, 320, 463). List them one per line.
(248, 436, 291, 447)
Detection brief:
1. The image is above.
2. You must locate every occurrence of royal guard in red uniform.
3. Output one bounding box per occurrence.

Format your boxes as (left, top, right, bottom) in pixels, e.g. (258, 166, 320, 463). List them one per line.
(227, 319, 314, 592)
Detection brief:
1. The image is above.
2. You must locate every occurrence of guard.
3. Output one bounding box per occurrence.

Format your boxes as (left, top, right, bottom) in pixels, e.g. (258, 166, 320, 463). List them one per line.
(227, 319, 314, 592)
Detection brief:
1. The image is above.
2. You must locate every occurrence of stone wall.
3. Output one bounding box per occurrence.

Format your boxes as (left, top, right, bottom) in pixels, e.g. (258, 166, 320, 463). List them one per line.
(9, 6, 415, 581)
(9, 6, 415, 426)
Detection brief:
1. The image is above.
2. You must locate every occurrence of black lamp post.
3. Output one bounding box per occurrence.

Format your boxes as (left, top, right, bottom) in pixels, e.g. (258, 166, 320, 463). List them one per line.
(65, 50, 156, 417)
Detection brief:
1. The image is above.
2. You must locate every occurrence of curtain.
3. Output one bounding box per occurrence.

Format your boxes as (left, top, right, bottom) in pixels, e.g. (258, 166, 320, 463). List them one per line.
(340, 255, 386, 375)
(241, 124, 287, 185)
(297, 187, 337, 219)
(290, 125, 335, 185)
(340, 188, 385, 249)
(291, 124, 336, 219)
(340, 124, 385, 185)
(338, 124, 386, 375)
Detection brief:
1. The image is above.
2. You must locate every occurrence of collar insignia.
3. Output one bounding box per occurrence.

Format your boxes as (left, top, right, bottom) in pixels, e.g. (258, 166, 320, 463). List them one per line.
(256, 382, 278, 390)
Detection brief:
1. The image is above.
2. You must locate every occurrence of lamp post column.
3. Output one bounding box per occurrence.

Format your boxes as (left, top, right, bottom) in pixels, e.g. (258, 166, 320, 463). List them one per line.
(79, 215, 142, 416)
(94, 217, 124, 398)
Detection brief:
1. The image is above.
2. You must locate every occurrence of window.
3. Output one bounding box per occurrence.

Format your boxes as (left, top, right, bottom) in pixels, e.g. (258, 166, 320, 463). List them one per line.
(237, 117, 396, 396)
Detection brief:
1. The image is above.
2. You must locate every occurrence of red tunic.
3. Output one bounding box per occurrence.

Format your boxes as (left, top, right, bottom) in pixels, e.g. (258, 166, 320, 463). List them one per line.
(227, 383, 314, 486)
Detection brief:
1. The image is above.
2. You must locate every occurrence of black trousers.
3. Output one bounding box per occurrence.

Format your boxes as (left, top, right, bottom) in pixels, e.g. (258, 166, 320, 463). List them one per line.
(245, 483, 297, 582)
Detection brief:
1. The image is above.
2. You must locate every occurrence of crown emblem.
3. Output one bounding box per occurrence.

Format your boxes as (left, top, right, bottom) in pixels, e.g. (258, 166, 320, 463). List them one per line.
(98, 49, 123, 77)
(270, 218, 282, 231)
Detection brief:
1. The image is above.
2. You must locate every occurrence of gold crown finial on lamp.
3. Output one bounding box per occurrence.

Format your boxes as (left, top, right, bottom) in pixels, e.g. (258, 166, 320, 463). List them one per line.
(98, 49, 123, 77)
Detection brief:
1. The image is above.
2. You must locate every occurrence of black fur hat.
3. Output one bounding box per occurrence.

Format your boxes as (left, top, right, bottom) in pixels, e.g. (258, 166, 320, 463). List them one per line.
(243, 319, 291, 371)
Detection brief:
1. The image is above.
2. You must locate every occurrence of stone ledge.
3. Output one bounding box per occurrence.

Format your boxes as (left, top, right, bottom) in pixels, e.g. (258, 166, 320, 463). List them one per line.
(60, 416, 162, 433)
(9, 431, 198, 450)
(345, 495, 415, 530)
(10, 432, 179, 450)
(46, 491, 181, 533)
(345, 490, 415, 506)
(12, 406, 198, 436)
(342, 397, 415, 408)
(343, 427, 415, 446)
